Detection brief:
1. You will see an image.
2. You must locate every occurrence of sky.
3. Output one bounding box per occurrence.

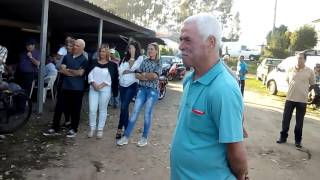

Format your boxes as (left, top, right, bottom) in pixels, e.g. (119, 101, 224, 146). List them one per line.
(234, 0, 320, 47)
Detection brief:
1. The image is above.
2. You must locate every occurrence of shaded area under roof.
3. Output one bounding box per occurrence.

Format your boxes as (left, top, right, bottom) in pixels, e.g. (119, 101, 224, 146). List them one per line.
(0, 0, 164, 43)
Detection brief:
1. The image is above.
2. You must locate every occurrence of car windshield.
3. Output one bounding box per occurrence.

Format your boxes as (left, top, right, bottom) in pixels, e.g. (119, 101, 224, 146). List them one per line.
(160, 56, 173, 65)
(266, 59, 282, 66)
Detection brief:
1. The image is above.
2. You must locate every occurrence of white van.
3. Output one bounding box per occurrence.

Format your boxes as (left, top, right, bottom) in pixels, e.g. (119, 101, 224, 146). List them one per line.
(266, 55, 320, 95)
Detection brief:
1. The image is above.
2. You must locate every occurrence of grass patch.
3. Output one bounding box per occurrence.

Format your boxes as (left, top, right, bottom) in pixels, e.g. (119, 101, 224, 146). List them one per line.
(245, 76, 320, 116)
(245, 77, 268, 95)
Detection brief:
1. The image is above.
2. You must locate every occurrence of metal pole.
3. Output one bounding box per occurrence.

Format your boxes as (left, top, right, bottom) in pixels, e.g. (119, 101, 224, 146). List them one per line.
(36, 0, 49, 114)
(98, 19, 103, 47)
(272, 0, 277, 34)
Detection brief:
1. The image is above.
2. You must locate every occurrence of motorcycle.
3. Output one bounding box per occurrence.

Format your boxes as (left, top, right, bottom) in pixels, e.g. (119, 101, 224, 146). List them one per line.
(308, 83, 320, 109)
(158, 74, 168, 100)
(168, 63, 186, 81)
(0, 81, 32, 134)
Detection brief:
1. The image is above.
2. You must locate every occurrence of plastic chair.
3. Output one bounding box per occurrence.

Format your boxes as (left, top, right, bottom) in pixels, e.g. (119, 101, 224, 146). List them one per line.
(29, 75, 57, 103)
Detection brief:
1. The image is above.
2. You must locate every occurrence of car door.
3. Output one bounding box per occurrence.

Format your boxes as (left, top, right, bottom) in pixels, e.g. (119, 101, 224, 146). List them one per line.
(275, 57, 295, 93)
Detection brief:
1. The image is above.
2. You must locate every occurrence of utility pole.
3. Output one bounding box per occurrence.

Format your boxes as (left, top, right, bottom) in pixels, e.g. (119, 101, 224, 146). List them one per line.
(272, 0, 278, 34)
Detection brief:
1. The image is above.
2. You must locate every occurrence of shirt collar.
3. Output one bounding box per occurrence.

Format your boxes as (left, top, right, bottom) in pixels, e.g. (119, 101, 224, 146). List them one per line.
(192, 60, 224, 85)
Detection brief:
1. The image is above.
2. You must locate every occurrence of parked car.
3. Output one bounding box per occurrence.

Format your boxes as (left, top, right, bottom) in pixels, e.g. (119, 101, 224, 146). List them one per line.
(266, 55, 320, 95)
(256, 58, 283, 84)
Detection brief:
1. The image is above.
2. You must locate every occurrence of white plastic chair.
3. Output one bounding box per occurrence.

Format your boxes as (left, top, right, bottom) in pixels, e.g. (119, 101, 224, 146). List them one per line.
(29, 75, 57, 103)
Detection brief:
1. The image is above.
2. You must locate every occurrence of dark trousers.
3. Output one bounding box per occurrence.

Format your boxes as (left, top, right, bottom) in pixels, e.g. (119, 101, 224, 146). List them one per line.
(280, 100, 307, 143)
(17, 72, 35, 96)
(62, 89, 84, 132)
(117, 83, 138, 130)
(239, 80, 245, 96)
(51, 88, 70, 131)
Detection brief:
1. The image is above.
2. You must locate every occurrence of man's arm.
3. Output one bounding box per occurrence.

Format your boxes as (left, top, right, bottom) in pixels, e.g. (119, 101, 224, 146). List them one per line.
(227, 142, 248, 180)
(68, 69, 85, 76)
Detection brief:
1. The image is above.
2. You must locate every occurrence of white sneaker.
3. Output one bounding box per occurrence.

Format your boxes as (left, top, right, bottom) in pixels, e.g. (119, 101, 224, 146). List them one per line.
(116, 136, 128, 146)
(137, 137, 148, 147)
(66, 129, 77, 138)
(88, 129, 95, 138)
(96, 130, 103, 139)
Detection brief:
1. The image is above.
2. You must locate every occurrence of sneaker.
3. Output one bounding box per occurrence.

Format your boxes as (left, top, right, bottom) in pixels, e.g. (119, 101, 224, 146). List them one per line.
(137, 137, 148, 147)
(96, 130, 103, 139)
(116, 136, 128, 146)
(88, 129, 95, 138)
(66, 129, 77, 138)
(276, 138, 287, 144)
(295, 142, 302, 149)
(43, 129, 60, 136)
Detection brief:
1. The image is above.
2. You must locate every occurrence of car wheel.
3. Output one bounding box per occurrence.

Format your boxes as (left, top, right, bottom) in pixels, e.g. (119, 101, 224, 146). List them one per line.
(267, 80, 278, 95)
(249, 55, 255, 61)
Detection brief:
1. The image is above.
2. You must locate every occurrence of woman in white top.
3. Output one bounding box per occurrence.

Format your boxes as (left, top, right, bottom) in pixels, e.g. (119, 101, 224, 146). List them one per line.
(116, 41, 144, 139)
(87, 44, 112, 138)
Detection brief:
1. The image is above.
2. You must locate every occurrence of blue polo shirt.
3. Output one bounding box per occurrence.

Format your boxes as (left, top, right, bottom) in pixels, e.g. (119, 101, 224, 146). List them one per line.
(170, 60, 244, 180)
(61, 54, 88, 91)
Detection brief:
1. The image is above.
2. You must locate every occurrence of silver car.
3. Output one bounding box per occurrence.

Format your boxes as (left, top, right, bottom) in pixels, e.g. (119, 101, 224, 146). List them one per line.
(256, 58, 283, 84)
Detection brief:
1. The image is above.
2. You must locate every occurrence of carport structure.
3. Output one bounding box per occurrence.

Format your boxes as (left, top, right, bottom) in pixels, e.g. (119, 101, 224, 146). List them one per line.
(0, 0, 163, 113)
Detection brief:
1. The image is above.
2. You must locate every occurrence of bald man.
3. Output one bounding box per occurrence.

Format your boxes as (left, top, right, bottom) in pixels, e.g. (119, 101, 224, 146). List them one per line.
(43, 39, 88, 138)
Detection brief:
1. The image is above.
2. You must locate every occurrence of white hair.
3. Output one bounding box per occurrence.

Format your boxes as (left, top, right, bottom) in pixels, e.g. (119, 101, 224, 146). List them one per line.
(184, 13, 222, 52)
(76, 39, 86, 49)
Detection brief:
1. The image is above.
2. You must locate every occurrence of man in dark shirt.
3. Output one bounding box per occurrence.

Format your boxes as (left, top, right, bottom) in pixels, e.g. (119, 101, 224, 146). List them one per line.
(43, 39, 88, 137)
(16, 38, 40, 96)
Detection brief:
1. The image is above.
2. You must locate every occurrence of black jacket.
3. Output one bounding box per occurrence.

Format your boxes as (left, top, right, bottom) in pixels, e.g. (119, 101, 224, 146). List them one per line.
(89, 59, 119, 97)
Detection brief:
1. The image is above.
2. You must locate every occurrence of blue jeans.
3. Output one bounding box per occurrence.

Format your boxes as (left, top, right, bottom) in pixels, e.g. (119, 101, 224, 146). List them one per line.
(118, 83, 138, 130)
(124, 86, 159, 138)
(109, 91, 120, 107)
(89, 88, 111, 130)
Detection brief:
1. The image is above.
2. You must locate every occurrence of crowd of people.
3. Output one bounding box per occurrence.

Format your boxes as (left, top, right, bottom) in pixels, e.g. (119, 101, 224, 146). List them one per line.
(29, 36, 161, 146)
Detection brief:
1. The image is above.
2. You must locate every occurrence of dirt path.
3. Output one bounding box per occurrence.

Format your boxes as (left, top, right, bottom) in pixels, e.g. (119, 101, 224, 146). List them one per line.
(1, 81, 320, 180)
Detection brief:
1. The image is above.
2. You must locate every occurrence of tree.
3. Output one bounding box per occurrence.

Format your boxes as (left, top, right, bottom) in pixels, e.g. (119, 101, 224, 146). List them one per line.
(89, 0, 240, 39)
(177, 0, 239, 39)
(263, 25, 290, 58)
(290, 25, 317, 52)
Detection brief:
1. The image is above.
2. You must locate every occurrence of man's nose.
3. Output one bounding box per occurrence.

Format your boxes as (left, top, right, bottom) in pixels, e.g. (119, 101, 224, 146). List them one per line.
(179, 42, 184, 51)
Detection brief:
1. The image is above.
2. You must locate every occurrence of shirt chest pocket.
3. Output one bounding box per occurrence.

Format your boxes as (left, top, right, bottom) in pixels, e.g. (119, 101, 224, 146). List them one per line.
(187, 107, 215, 135)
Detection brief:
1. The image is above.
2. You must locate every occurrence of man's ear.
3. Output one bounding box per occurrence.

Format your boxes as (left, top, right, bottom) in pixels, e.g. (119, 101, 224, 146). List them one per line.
(207, 36, 216, 49)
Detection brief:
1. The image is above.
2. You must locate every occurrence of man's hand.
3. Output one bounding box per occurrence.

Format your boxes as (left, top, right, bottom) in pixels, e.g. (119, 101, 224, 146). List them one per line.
(27, 52, 33, 59)
(227, 142, 248, 180)
(68, 69, 85, 76)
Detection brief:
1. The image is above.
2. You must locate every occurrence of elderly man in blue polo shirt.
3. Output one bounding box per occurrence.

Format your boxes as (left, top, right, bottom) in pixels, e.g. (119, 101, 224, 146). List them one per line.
(170, 13, 248, 180)
(43, 39, 88, 138)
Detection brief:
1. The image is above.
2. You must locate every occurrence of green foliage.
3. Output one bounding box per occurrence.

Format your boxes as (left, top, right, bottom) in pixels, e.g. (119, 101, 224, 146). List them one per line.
(263, 25, 290, 59)
(263, 24, 318, 59)
(160, 46, 174, 55)
(89, 0, 240, 40)
(290, 25, 317, 52)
